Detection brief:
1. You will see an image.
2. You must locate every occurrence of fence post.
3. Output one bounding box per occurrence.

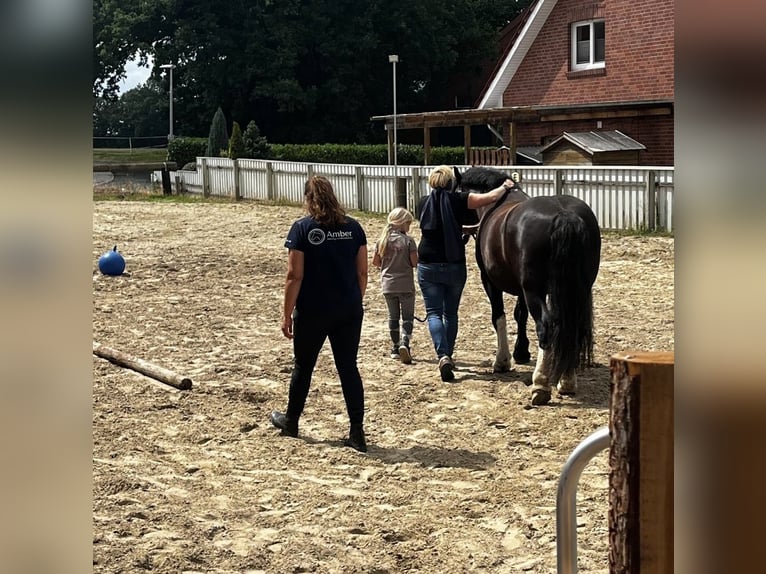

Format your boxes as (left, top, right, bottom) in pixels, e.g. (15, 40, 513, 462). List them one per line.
(355, 166, 365, 211)
(266, 161, 274, 201)
(307, 164, 315, 181)
(645, 170, 656, 231)
(201, 158, 210, 198)
(411, 167, 421, 214)
(232, 159, 241, 201)
(609, 351, 674, 574)
(554, 168, 563, 195)
(396, 177, 407, 209)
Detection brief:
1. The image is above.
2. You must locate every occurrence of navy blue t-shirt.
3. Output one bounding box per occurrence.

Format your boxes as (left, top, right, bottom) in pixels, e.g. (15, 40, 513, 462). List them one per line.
(285, 216, 367, 315)
(416, 190, 475, 264)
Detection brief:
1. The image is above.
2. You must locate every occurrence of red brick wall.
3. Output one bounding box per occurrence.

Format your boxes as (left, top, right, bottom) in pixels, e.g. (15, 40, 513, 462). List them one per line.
(517, 115, 674, 165)
(505, 0, 674, 106)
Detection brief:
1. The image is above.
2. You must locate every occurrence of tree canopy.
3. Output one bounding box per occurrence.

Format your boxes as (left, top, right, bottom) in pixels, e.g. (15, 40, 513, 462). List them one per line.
(93, 0, 532, 144)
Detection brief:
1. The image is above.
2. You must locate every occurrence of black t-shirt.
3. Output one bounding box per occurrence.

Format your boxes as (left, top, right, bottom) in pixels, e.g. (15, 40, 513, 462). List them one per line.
(285, 216, 367, 315)
(417, 190, 475, 264)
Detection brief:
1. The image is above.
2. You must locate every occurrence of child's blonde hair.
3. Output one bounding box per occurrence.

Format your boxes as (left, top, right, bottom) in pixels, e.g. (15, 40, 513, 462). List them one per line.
(376, 207, 414, 258)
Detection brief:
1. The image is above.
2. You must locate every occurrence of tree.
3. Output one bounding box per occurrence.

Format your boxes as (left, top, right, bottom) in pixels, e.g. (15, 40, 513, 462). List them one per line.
(94, 0, 531, 142)
(228, 122, 245, 160)
(206, 107, 229, 157)
(243, 121, 269, 159)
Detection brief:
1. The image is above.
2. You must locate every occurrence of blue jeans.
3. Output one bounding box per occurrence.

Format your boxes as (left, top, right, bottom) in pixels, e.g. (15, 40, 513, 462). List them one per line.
(417, 262, 467, 359)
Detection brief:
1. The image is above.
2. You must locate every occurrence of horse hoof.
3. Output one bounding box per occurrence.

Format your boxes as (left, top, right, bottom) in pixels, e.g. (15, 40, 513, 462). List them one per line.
(513, 352, 531, 365)
(493, 362, 511, 373)
(557, 386, 577, 396)
(531, 389, 551, 406)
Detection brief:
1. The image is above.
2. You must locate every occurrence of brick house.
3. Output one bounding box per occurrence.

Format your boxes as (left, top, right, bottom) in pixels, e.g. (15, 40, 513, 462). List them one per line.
(372, 0, 674, 166)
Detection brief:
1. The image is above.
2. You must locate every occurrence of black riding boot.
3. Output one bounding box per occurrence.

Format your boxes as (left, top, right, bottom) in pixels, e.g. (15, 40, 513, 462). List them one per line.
(270, 411, 298, 437)
(344, 423, 367, 453)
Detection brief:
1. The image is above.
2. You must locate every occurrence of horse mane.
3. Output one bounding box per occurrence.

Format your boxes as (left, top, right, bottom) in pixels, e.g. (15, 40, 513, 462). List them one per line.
(460, 167, 509, 193)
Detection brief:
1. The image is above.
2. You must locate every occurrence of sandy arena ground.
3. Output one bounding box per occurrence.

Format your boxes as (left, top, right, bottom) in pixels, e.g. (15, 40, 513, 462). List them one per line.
(92, 197, 674, 573)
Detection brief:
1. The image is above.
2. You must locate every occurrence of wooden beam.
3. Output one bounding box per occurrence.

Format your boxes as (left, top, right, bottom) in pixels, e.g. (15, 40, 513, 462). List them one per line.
(464, 125, 472, 165)
(507, 122, 517, 164)
(540, 107, 673, 122)
(423, 126, 431, 165)
(609, 351, 673, 574)
(93, 342, 193, 390)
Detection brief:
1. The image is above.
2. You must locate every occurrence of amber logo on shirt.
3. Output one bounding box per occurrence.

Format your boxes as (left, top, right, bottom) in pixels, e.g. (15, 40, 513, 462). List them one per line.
(308, 229, 326, 245)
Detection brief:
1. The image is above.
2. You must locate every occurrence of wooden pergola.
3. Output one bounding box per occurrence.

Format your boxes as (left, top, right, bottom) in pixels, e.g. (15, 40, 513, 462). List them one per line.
(370, 100, 673, 165)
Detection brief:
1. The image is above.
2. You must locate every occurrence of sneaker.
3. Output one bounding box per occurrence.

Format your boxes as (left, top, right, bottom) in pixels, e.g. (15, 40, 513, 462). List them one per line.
(438, 356, 455, 382)
(269, 411, 298, 437)
(398, 345, 412, 364)
(390, 351, 400, 360)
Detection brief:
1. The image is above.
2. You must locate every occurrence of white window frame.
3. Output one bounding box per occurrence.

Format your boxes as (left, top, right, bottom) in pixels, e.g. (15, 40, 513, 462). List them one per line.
(571, 19, 605, 71)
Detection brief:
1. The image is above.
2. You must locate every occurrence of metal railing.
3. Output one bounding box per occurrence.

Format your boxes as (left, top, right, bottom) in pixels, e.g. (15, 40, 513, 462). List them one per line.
(556, 426, 610, 574)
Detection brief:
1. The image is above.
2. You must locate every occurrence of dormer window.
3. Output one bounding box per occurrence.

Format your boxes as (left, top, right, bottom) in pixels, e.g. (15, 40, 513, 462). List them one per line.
(571, 20, 605, 71)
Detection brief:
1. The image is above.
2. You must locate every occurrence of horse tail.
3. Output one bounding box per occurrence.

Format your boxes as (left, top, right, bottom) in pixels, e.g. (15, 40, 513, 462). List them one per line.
(546, 210, 595, 385)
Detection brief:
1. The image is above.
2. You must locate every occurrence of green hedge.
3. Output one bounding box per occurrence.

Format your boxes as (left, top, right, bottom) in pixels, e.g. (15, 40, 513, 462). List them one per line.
(172, 140, 492, 166)
(167, 137, 208, 168)
(266, 143, 477, 166)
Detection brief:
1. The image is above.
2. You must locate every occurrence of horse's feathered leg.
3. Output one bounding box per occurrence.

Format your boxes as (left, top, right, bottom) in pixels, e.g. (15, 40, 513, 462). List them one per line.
(525, 290, 552, 405)
(480, 269, 511, 372)
(557, 369, 577, 395)
(512, 297, 530, 364)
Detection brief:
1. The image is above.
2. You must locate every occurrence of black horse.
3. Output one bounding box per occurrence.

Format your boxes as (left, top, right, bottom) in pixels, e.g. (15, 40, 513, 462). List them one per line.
(454, 166, 601, 405)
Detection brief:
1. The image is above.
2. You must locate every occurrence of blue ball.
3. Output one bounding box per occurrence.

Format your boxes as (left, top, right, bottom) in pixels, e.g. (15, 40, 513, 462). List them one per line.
(98, 246, 126, 276)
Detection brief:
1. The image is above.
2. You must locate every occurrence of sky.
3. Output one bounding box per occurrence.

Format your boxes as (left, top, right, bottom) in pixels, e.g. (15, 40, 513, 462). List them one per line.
(118, 55, 153, 94)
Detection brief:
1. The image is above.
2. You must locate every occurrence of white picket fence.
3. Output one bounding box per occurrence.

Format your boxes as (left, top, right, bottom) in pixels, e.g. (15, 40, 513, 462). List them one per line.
(157, 158, 674, 232)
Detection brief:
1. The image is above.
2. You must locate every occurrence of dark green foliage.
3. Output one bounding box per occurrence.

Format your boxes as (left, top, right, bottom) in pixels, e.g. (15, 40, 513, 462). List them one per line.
(265, 144, 475, 165)
(206, 107, 229, 158)
(243, 121, 270, 159)
(167, 137, 208, 168)
(93, 0, 531, 143)
(228, 121, 245, 160)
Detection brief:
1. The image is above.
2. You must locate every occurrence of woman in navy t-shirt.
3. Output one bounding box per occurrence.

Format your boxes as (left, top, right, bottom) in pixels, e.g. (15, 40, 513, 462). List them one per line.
(270, 176, 369, 452)
(417, 165, 513, 382)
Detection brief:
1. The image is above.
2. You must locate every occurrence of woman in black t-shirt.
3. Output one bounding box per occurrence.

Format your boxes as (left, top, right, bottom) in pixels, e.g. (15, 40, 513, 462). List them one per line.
(270, 176, 369, 452)
(417, 165, 513, 382)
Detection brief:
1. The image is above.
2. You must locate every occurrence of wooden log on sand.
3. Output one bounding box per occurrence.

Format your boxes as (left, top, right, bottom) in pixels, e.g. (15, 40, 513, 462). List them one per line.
(93, 342, 192, 390)
(609, 351, 673, 574)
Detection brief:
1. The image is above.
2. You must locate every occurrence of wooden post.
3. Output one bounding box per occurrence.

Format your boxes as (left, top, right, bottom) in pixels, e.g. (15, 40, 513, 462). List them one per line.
(266, 161, 274, 201)
(609, 351, 674, 574)
(411, 167, 421, 215)
(464, 125, 472, 165)
(201, 157, 210, 198)
(232, 159, 241, 200)
(505, 121, 517, 164)
(645, 171, 657, 231)
(423, 126, 431, 166)
(93, 342, 192, 390)
(554, 169, 564, 195)
(355, 165, 365, 211)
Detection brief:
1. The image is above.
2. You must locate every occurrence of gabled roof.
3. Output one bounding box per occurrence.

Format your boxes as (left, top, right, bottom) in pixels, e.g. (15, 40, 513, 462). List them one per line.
(477, 0, 559, 109)
(539, 130, 646, 155)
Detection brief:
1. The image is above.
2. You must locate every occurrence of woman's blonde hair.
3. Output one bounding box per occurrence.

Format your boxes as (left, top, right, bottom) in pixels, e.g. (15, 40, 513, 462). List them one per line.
(376, 207, 414, 258)
(304, 175, 346, 227)
(428, 165, 454, 190)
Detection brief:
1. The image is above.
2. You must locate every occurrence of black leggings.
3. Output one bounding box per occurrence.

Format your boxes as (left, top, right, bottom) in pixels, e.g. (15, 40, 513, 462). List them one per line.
(286, 306, 365, 425)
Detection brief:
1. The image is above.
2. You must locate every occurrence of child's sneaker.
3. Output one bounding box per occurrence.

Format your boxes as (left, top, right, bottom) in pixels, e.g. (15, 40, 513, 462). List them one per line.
(390, 346, 400, 360)
(398, 345, 412, 364)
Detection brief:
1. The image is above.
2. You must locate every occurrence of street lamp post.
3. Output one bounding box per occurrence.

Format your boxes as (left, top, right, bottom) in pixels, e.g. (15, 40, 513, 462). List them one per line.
(388, 55, 398, 170)
(160, 63, 176, 142)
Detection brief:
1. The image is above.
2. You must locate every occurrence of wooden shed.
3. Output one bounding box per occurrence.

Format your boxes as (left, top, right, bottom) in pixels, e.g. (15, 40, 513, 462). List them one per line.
(540, 130, 646, 166)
